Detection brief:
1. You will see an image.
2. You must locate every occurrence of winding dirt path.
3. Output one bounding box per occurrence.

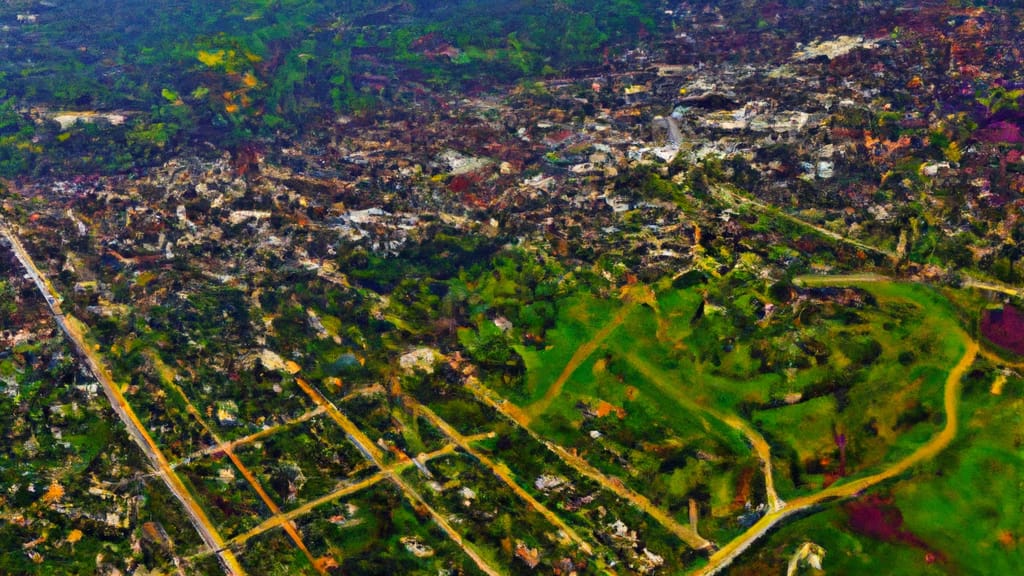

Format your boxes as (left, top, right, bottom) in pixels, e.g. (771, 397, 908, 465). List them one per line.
(624, 353, 784, 512)
(693, 308, 979, 575)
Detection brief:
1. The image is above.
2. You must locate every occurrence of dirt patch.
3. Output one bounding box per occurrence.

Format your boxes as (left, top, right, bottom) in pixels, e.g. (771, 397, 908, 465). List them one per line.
(844, 494, 945, 564)
(981, 305, 1024, 356)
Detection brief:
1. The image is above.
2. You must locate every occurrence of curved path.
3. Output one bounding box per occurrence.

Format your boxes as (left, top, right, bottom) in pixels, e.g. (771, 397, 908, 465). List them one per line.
(624, 353, 784, 513)
(693, 308, 978, 575)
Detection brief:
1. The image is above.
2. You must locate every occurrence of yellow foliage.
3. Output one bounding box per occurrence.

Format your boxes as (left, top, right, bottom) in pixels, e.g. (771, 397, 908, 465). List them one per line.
(944, 141, 962, 163)
(245, 51, 263, 63)
(16, 141, 44, 153)
(197, 50, 226, 67)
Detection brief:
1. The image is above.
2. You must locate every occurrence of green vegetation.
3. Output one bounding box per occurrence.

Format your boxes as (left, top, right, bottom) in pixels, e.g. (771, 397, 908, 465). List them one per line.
(0, 285, 195, 574)
(279, 483, 487, 575)
(2, 2, 1020, 573)
(732, 366, 1022, 575)
(0, 0, 662, 176)
(234, 416, 376, 509)
(178, 456, 273, 539)
(398, 452, 594, 574)
(472, 266, 987, 548)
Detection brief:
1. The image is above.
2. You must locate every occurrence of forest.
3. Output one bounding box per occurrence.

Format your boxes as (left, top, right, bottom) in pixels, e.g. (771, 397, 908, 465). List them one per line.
(0, 0, 659, 177)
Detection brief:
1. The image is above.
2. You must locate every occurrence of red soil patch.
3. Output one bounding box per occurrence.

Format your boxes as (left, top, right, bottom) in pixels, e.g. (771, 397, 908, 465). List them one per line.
(594, 400, 626, 419)
(844, 495, 946, 563)
(981, 305, 1024, 356)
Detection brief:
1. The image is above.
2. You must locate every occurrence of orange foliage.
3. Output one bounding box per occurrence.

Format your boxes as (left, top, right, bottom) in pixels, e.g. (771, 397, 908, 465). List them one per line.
(40, 481, 65, 504)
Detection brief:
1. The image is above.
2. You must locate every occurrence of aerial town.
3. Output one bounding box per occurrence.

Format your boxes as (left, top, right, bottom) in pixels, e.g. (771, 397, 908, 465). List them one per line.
(1, 1, 1021, 575)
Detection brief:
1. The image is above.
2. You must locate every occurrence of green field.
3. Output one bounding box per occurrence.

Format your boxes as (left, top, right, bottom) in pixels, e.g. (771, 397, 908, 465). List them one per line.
(507, 273, 988, 550)
(730, 366, 1022, 575)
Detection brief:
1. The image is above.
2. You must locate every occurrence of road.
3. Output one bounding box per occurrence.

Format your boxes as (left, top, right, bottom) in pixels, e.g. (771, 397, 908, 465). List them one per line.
(148, 348, 324, 572)
(292, 377, 503, 576)
(223, 443, 459, 550)
(172, 407, 327, 469)
(465, 378, 714, 551)
(1, 222, 246, 575)
(526, 300, 635, 420)
(693, 313, 979, 575)
(526, 284, 658, 420)
(711, 184, 898, 261)
(793, 273, 893, 287)
(228, 472, 389, 548)
(407, 397, 595, 555)
(624, 353, 784, 513)
(962, 277, 1024, 298)
(294, 377, 387, 463)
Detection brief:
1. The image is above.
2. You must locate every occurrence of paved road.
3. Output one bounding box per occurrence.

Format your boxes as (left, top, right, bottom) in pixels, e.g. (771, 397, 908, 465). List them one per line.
(1, 222, 246, 575)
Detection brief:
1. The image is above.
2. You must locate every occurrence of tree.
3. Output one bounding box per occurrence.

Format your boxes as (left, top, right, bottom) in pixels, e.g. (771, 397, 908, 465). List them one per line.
(0, 280, 16, 325)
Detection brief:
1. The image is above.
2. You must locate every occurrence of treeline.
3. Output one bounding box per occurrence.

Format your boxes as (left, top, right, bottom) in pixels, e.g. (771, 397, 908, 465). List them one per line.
(0, 0, 662, 177)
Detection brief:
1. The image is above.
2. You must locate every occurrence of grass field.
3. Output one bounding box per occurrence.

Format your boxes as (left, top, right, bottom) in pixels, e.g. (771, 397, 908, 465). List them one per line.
(512, 274, 986, 550)
(729, 367, 1022, 575)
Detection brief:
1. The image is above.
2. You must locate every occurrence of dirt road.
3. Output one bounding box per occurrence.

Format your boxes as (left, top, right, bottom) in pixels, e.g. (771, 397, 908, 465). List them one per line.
(408, 398, 596, 555)
(694, 329, 978, 575)
(466, 379, 713, 551)
(526, 296, 638, 420)
(625, 353, 784, 513)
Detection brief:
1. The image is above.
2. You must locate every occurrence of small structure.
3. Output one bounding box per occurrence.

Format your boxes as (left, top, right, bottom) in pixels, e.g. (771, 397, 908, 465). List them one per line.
(215, 400, 239, 427)
(400, 536, 435, 558)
